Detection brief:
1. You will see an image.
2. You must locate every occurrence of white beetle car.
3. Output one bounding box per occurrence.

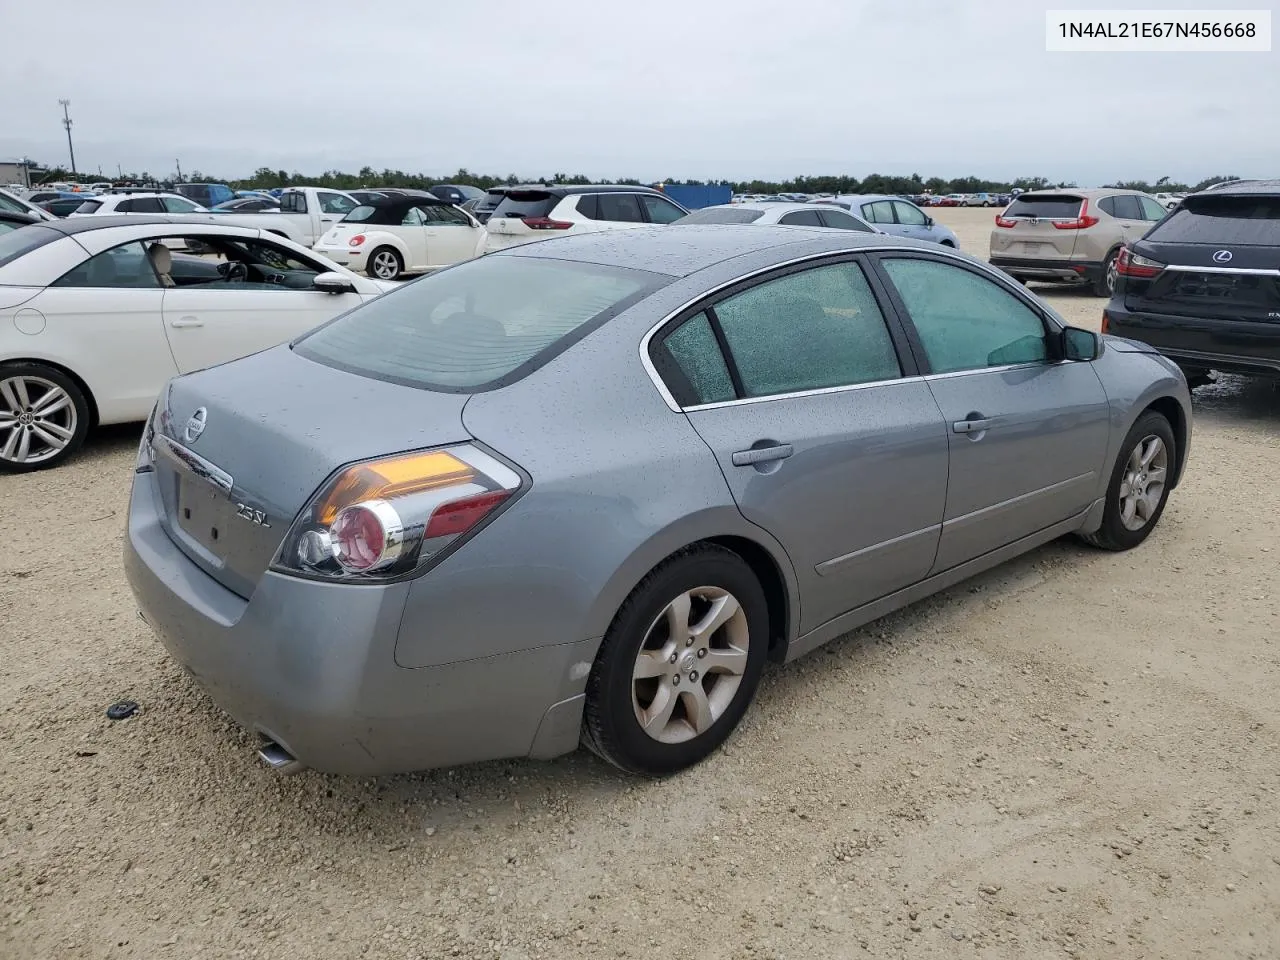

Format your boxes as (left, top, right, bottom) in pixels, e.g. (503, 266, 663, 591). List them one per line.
(0, 215, 392, 471)
(311, 194, 486, 281)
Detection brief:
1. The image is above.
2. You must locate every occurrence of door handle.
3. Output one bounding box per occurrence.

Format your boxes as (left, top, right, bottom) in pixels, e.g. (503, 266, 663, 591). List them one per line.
(169, 318, 203, 328)
(731, 443, 794, 466)
(952, 418, 994, 434)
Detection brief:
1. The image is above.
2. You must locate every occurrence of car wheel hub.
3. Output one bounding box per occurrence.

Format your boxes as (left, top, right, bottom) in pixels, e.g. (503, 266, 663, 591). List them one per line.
(630, 586, 750, 744)
(0, 376, 77, 464)
(1117, 435, 1168, 531)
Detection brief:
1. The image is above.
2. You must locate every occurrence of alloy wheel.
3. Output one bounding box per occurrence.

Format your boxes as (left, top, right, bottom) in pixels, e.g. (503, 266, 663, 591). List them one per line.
(370, 251, 399, 280)
(631, 586, 750, 744)
(0, 375, 78, 466)
(1118, 435, 1168, 531)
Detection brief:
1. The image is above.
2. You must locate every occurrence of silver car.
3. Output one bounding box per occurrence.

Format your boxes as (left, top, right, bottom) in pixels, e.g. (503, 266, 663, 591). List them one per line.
(125, 226, 1192, 777)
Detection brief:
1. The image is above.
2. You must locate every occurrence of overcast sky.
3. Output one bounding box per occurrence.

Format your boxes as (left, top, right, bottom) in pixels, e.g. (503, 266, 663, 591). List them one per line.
(1, 0, 1275, 184)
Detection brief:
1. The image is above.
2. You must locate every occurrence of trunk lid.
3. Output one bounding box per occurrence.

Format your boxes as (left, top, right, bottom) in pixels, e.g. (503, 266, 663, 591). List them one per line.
(153, 345, 471, 598)
(991, 193, 1083, 259)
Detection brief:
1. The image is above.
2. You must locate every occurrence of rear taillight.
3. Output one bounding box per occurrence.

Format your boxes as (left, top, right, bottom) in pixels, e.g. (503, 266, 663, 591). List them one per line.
(1050, 199, 1100, 230)
(995, 215, 1017, 228)
(348, 234, 366, 247)
(273, 445, 523, 582)
(1101, 311, 1111, 334)
(1116, 246, 1165, 278)
(522, 217, 573, 230)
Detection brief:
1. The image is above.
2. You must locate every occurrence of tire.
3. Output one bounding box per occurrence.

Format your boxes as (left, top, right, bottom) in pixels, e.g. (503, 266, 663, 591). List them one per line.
(367, 246, 402, 281)
(1078, 411, 1176, 551)
(1095, 249, 1119, 297)
(0, 362, 91, 472)
(582, 544, 770, 776)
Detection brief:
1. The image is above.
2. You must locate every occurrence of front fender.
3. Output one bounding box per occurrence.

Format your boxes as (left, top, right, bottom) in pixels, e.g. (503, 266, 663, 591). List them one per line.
(1090, 345, 1193, 491)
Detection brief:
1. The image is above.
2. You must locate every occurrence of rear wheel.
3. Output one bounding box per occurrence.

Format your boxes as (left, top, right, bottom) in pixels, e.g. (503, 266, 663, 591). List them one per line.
(583, 545, 770, 776)
(1096, 249, 1119, 297)
(367, 246, 402, 281)
(0, 363, 90, 472)
(1078, 411, 1175, 551)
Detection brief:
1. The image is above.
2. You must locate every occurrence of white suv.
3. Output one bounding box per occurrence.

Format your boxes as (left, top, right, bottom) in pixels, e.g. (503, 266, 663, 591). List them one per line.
(483, 185, 688, 253)
(69, 191, 206, 217)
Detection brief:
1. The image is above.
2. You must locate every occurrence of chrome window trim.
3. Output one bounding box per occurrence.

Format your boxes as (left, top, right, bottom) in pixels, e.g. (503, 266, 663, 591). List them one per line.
(637, 244, 1053, 412)
(1162, 264, 1280, 277)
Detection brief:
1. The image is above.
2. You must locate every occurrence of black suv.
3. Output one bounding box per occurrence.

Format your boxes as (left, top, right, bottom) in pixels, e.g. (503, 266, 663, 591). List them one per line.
(1104, 179, 1280, 386)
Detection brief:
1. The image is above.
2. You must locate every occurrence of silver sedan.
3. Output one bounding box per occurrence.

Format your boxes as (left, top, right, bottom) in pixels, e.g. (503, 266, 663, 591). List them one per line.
(125, 225, 1192, 777)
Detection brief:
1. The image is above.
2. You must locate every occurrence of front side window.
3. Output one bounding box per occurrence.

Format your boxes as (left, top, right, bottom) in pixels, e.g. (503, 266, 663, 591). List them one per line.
(892, 201, 927, 226)
(641, 195, 686, 224)
(52, 241, 160, 288)
(657, 311, 736, 405)
(319, 192, 357, 215)
(1138, 196, 1168, 220)
(425, 204, 471, 225)
(162, 196, 200, 213)
(596, 193, 644, 223)
(295, 255, 667, 392)
(710, 261, 902, 398)
(401, 207, 426, 226)
(881, 257, 1047, 374)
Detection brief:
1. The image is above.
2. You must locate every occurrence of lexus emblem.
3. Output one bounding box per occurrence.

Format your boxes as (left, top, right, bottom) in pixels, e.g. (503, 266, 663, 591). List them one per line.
(1212, 249, 1233, 263)
(184, 407, 208, 443)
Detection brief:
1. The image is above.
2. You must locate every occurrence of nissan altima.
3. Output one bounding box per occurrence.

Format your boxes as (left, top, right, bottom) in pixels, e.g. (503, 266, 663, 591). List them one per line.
(125, 225, 1192, 777)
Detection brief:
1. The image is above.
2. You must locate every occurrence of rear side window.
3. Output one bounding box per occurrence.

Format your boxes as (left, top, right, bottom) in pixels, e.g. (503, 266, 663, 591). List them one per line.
(1146, 195, 1280, 246)
(596, 193, 644, 223)
(491, 191, 558, 220)
(658, 311, 736, 405)
(1099, 195, 1142, 220)
(1003, 195, 1083, 219)
(671, 207, 765, 224)
(295, 255, 667, 391)
(862, 201, 894, 224)
(819, 210, 876, 232)
(73, 200, 102, 214)
(778, 210, 823, 226)
(709, 261, 902, 398)
(0, 224, 62, 271)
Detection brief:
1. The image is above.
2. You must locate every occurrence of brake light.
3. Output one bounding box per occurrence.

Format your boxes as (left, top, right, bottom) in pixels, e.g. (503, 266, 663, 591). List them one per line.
(1101, 311, 1111, 334)
(1116, 246, 1165, 278)
(522, 217, 573, 230)
(995, 215, 1017, 228)
(348, 234, 366, 247)
(1050, 199, 1100, 230)
(274, 445, 522, 581)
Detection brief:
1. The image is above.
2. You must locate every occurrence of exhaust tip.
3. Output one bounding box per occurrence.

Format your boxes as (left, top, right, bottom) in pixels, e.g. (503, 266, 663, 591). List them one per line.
(257, 739, 305, 775)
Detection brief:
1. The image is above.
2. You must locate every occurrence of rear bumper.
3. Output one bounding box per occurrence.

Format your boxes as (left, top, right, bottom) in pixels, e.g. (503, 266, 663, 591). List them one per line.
(123, 474, 596, 775)
(312, 245, 366, 271)
(1104, 305, 1280, 378)
(989, 255, 1101, 283)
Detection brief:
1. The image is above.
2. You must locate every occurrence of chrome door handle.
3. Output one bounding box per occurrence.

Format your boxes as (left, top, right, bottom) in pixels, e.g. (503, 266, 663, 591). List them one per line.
(169, 318, 203, 328)
(952, 418, 994, 434)
(731, 443, 794, 466)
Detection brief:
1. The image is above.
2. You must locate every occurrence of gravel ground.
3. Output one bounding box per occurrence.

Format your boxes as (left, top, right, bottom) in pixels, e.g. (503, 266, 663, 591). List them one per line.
(3, 207, 1279, 959)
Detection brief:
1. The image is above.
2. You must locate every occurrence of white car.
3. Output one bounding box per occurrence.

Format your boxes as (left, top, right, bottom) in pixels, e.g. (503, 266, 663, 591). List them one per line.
(0, 215, 390, 471)
(69, 191, 206, 217)
(0, 188, 56, 221)
(483, 185, 688, 253)
(670, 201, 881, 233)
(312, 194, 486, 280)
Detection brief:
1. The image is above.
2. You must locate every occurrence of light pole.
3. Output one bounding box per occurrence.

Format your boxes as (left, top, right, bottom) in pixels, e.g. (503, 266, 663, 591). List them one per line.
(57, 100, 77, 177)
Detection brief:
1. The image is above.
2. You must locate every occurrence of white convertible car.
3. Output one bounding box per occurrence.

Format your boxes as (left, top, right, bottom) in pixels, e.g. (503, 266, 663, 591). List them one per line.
(0, 216, 391, 471)
(311, 193, 486, 280)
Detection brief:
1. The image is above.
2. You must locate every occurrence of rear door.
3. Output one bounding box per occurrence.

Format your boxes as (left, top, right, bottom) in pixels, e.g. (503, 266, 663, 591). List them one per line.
(1098, 194, 1146, 251)
(872, 253, 1111, 571)
(991, 193, 1083, 260)
(651, 257, 949, 632)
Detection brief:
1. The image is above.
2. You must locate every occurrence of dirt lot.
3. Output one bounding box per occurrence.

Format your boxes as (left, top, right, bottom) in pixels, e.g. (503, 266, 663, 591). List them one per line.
(3, 206, 1279, 959)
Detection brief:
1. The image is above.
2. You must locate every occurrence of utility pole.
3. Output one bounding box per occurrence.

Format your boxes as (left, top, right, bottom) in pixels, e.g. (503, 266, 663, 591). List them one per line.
(175, 159, 183, 182)
(58, 99, 76, 175)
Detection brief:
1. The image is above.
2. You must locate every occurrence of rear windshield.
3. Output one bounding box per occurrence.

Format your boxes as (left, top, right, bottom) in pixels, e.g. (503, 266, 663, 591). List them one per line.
(476, 192, 507, 210)
(294, 255, 669, 391)
(672, 207, 766, 224)
(1002, 195, 1083, 219)
(73, 200, 102, 214)
(1147, 195, 1280, 246)
(490, 191, 557, 220)
(0, 224, 63, 272)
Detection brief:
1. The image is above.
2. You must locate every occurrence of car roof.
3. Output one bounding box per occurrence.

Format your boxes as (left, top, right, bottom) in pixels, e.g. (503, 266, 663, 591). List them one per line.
(1016, 187, 1142, 198)
(1192, 178, 1280, 197)
(730, 201, 847, 212)
(23, 214, 262, 237)
(501, 223, 938, 278)
(508, 184, 666, 197)
(833, 194, 916, 204)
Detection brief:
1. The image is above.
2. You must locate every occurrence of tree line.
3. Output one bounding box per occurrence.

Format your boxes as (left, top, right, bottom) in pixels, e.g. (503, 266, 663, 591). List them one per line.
(31, 163, 1243, 196)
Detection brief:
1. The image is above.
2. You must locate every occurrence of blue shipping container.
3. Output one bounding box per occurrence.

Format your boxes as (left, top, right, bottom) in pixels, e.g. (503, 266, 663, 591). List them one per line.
(658, 184, 732, 210)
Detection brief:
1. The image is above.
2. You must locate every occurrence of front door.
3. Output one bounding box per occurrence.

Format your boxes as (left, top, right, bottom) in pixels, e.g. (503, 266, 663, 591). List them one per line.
(651, 257, 949, 632)
(873, 254, 1112, 572)
(422, 204, 482, 268)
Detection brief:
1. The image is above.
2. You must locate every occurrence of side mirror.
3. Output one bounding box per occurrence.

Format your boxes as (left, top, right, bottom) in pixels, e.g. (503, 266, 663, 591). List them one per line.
(1062, 326, 1103, 361)
(313, 271, 356, 295)
(924, 216, 934, 227)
